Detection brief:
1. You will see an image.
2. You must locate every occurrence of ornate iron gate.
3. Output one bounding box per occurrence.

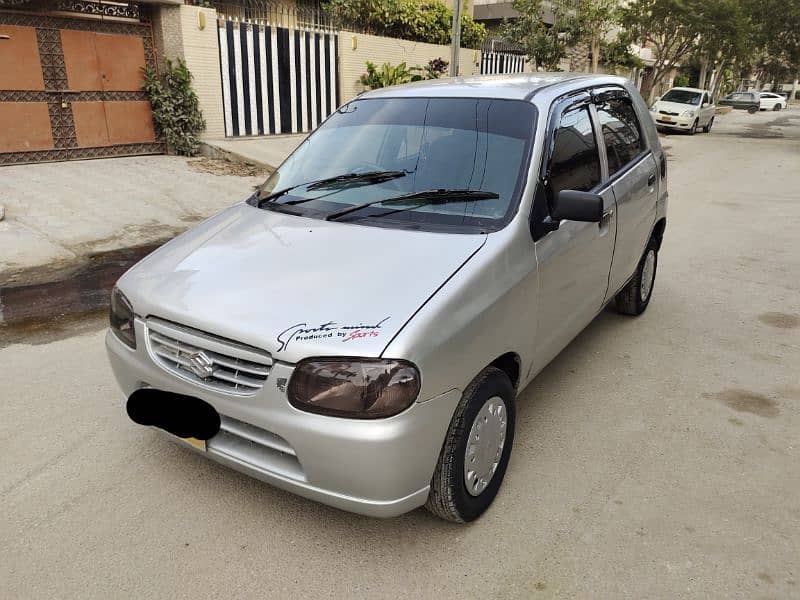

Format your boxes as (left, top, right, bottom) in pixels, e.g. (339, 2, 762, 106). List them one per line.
(0, 7, 163, 165)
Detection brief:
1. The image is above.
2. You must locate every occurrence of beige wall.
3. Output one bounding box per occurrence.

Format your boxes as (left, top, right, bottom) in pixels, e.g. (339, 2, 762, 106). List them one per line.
(178, 6, 225, 138)
(338, 31, 482, 103)
(153, 5, 226, 139)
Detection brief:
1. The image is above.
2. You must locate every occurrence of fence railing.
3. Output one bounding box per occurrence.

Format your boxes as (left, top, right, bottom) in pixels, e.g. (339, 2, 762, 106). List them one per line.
(205, 0, 336, 31)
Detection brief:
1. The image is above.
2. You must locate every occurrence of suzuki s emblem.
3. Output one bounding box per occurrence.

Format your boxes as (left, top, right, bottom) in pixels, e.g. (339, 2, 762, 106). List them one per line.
(186, 351, 214, 379)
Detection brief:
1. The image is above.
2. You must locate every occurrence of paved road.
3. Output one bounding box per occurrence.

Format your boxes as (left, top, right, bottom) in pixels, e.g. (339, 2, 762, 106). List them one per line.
(2, 108, 799, 599)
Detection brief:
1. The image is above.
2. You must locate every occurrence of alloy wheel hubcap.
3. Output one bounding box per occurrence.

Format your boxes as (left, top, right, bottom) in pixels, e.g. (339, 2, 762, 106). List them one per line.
(464, 397, 507, 497)
(640, 249, 656, 302)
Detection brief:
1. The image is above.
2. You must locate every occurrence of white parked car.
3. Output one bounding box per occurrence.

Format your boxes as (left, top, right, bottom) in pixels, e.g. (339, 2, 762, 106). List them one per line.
(650, 87, 716, 134)
(759, 92, 787, 111)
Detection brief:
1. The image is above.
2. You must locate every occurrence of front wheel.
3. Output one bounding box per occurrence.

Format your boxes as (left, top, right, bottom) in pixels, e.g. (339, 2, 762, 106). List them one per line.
(747, 106, 759, 114)
(615, 239, 658, 316)
(688, 119, 698, 135)
(425, 367, 515, 523)
(702, 116, 714, 133)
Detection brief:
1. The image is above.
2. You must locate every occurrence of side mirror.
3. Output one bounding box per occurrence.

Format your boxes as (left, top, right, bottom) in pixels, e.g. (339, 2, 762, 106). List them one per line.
(702, 102, 710, 107)
(552, 190, 603, 223)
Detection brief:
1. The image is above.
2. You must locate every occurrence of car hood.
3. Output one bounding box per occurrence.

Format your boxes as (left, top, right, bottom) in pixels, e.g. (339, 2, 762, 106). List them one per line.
(118, 203, 487, 363)
(653, 101, 698, 114)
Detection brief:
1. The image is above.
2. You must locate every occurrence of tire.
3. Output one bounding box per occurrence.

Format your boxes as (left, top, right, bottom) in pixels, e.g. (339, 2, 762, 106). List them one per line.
(747, 106, 758, 114)
(615, 238, 658, 316)
(425, 367, 516, 523)
(688, 119, 698, 135)
(773, 103, 782, 111)
(702, 116, 714, 133)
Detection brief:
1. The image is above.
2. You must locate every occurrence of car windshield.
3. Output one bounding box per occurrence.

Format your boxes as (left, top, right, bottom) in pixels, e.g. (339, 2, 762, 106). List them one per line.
(255, 97, 537, 233)
(660, 89, 702, 105)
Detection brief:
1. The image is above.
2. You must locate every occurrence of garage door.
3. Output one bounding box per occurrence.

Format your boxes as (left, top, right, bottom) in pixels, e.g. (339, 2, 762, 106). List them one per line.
(0, 11, 164, 165)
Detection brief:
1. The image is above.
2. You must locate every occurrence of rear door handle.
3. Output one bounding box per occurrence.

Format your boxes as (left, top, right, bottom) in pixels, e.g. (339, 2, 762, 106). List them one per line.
(648, 172, 656, 187)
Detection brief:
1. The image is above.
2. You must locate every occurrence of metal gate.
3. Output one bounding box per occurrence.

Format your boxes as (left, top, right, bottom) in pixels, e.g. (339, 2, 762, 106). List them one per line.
(0, 9, 162, 165)
(480, 51, 527, 75)
(218, 17, 339, 136)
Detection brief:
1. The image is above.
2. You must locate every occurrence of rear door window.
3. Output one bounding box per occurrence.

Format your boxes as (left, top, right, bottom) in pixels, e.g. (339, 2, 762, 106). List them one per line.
(595, 97, 646, 177)
(549, 106, 601, 198)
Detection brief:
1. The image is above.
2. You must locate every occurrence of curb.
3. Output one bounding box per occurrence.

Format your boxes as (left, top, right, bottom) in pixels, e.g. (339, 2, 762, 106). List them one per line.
(198, 142, 271, 171)
(0, 241, 165, 327)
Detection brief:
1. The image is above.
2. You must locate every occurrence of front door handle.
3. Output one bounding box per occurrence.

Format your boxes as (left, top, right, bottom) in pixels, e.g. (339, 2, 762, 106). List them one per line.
(600, 207, 614, 229)
(648, 172, 656, 187)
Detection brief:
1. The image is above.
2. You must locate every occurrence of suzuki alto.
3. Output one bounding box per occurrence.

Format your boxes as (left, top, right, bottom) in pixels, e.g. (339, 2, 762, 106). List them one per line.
(107, 73, 668, 522)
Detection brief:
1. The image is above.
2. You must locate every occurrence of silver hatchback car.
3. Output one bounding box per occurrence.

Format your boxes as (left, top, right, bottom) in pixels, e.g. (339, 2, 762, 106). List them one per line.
(107, 73, 667, 522)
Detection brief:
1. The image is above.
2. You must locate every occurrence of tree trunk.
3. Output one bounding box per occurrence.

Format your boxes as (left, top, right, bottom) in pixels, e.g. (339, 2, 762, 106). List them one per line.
(711, 60, 727, 101)
(698, 56, 709, 89)
(641, 67, 655, 105)
(790, 78, 799, 104)
(591, 38, 600, 74)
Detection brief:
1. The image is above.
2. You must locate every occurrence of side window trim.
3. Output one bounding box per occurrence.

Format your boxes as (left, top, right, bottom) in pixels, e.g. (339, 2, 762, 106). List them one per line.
(530, 90, 599, 242)
(591, 86, 651, 183)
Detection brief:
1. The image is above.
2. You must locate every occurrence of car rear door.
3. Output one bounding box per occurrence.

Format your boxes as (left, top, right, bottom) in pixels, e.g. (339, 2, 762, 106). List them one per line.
(591, 87, 658, 298)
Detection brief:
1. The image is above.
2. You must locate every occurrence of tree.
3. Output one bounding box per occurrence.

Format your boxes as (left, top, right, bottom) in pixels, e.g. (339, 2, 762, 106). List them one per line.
(502, 0, 573, 70)
(746, 0, 800, 90)
(621, 0, 758, 101)
(562, 0, 620, 73)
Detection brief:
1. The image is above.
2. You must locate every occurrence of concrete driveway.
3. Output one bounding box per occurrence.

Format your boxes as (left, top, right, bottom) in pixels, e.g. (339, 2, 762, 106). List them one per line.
(1, 108, 799, 598)
(0, 155, 263, 286)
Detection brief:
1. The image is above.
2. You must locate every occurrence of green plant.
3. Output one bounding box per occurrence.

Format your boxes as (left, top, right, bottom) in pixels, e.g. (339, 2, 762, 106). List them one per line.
(359, 61, 423, 89)
(424, 57, 449, 79)
(326, 0, 486, 49)
(142, 58, 205, 156)
(672, 72, 691, 88)
(600, 33, 644, 70)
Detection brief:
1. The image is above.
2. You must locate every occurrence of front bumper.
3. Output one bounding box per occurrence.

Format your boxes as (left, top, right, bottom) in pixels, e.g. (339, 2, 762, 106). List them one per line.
(106, 319, 461, 517)
(652, 112, 696, 129)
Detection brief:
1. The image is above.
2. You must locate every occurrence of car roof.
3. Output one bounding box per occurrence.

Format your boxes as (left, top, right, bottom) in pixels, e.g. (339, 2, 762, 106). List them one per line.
(358, 72, 629, 103)
(667, 87, 707, 94)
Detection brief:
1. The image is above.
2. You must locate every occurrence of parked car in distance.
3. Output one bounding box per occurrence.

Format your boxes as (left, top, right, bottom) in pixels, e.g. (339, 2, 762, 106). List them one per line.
(107, 73, 668, 523)
(759, 92, 787, 111)
(650, 87, 716, 134)
(719, 91, 761, 113)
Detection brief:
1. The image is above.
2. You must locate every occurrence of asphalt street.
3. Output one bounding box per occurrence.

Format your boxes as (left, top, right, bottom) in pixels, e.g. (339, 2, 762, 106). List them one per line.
(1, 107, 799, 599)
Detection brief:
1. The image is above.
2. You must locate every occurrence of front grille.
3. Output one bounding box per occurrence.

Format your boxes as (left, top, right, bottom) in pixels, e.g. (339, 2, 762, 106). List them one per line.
(659, 110, 680, 116)
(146, 317, 272, 395)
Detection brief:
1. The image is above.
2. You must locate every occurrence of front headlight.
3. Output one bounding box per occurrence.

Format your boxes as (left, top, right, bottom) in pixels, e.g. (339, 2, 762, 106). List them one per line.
(682, 110, 696, 117)
(109, 286, 136, 349)
(288, 358, 421, 419)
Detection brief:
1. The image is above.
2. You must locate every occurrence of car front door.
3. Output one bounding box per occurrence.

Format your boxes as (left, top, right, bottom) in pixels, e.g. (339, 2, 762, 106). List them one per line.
(531, 93, 617, 371)
(592, 88, 659, 297)
(701, 92, 714, 125)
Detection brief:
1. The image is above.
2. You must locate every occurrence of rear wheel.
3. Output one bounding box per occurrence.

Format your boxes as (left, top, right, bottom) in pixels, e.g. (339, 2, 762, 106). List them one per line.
(425, 367, 515, 523)
(615, 238, 658, 316)
(702, 116, 714, 133)
(773, 103, 783, 111)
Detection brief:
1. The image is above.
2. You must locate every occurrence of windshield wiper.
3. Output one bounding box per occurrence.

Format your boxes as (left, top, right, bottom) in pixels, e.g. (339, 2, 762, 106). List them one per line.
(324, 189, 500, 221)
(257, 170, 408, 206)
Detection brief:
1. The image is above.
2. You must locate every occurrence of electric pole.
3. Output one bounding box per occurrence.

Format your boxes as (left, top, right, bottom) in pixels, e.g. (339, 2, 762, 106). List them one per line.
(450, 0, 462, 77)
